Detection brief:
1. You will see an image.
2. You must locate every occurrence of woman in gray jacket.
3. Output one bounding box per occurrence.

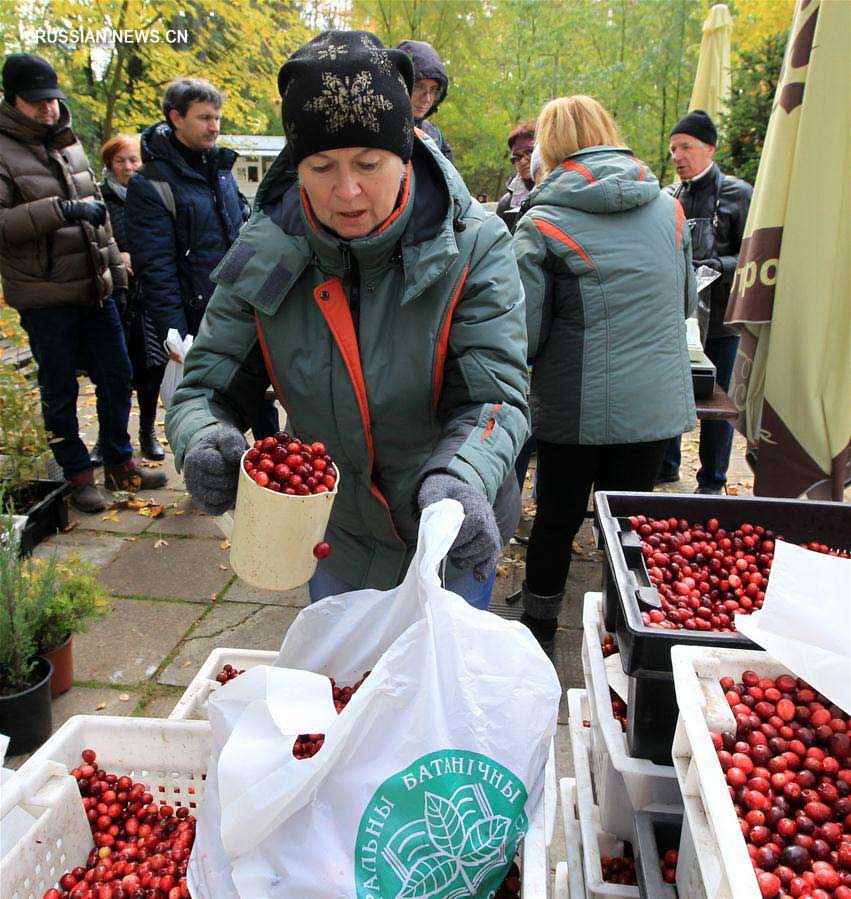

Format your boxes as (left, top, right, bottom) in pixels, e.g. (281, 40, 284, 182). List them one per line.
(512, 95, 697, 654)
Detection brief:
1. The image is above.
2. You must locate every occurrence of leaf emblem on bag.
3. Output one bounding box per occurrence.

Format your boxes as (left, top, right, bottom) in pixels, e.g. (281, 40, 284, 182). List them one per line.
(458, 815, 511, 866)
(424, 793, 465, 856)
(397, 854, 459, 898)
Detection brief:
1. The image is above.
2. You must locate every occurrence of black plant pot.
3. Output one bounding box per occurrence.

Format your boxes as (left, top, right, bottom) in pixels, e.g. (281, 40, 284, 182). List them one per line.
(0, 656, 53, 755)
(16, 479, 70, 556)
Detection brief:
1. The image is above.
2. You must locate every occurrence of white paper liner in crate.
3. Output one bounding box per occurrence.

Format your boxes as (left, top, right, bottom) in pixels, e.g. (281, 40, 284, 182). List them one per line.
(567, 714, 639, 899)
(579, 593, 681, 839)
(169, 648, 278, 720)
(670, 644, 802, 899)
(4, 717, 210, 899)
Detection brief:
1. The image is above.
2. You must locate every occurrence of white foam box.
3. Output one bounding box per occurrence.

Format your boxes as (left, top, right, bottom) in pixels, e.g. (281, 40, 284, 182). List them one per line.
(567, 696, 640, 899)
(2, 716, 210, 899)
(670, 644, 797, 899)
(578, 594, 682, 837)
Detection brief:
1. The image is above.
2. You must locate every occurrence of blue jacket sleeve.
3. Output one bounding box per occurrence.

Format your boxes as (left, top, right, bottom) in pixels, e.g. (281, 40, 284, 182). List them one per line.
(125, 174, 188, 339)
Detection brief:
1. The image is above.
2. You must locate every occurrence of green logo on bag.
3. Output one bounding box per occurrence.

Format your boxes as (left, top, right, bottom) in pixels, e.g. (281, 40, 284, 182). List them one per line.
(354, 749, 528, 899)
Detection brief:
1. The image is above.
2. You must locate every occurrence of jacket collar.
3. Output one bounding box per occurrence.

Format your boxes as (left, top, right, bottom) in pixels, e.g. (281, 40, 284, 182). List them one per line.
(0, 98, 75, 149)
(140, 121, 238, 182)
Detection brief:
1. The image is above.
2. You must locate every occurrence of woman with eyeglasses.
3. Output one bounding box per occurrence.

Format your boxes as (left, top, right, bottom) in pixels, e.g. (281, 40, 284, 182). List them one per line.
(511, 95, 697, 656)
(497, 119, 537, 233)
(395, 40, 452, 161)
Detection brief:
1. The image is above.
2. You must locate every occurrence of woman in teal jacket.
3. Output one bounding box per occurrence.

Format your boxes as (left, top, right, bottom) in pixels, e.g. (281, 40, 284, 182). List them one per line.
(512, 95, 697, 652)
(165, 31, 529, 609)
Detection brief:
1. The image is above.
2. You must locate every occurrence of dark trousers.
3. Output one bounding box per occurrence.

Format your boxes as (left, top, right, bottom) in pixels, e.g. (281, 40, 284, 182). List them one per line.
(526, 439, 667, 596)
(19, 299, 133, 479)
(515, 436, 536, 490)
(661, 333, 739, 488)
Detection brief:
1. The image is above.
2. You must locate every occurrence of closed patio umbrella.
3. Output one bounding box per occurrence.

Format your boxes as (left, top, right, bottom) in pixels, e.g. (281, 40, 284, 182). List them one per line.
(726, 0, 850, 500)
(690, 4, 734, 120)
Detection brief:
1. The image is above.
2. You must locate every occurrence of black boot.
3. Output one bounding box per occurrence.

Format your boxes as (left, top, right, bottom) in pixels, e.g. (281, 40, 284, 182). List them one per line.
(137, 376, 165, 461)
(520, 581, 564, 659)
(89, 436, 103, 467)
(139, 423, 165, 461)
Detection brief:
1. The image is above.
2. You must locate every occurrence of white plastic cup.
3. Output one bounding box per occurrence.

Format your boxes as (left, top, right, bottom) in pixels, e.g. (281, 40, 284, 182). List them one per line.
(217, 450, 340, 591)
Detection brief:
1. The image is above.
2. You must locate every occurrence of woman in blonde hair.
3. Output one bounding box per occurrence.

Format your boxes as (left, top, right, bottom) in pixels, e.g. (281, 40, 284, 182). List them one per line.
(512, 95, 697, 655)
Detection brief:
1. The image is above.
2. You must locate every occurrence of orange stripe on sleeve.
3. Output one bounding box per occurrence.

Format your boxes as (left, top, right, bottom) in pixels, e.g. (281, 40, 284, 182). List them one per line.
(531, 218, 596, 269)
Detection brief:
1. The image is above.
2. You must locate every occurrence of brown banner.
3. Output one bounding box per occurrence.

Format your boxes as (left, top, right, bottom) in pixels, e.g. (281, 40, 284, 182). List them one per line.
(727, 226, 783, 324)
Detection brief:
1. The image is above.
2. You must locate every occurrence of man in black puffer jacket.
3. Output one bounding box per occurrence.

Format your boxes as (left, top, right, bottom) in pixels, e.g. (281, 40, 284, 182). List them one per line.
(126, 78, 278, 439)
(660, 110, 753, 494)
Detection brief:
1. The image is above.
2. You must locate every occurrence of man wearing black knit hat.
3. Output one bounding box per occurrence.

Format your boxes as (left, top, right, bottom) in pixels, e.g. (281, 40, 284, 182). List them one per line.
(659, 109, 753, 495)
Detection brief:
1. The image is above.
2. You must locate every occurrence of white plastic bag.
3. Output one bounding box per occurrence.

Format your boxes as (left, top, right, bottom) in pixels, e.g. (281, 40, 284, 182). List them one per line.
(159, 328, 193, 410)
(189, 499, 562, 899)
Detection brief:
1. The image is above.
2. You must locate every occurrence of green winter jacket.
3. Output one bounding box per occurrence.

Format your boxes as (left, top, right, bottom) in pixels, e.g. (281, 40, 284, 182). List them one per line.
(166, 136, 530, 589)
(513, 146, 697, 445)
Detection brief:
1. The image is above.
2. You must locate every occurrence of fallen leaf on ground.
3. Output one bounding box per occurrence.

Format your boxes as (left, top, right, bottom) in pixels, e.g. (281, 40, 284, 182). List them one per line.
(219, 539, 231, 550)
(119, 693, 130, 701)
(572, 540, 584, 555)
(101, 509, 119, 522)
(62, 521, 79, 533)
(153, 538, 169, 549)
(496, 564, 509, 578)
(95, 701, 107, 710)
(139, 504, 165, 518)
(174, 509, 185, 516)
(218, 564, 229, 571)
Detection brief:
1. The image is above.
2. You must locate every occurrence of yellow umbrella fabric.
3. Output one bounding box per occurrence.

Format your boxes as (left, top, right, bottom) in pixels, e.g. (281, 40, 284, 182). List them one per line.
(690, 3, 734, 120)
(726, 0, 850, 500)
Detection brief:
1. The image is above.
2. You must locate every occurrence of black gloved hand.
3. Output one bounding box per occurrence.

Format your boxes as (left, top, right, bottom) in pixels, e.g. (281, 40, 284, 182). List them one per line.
(694, 257, 722, 273)
(58, 199, 107, 228)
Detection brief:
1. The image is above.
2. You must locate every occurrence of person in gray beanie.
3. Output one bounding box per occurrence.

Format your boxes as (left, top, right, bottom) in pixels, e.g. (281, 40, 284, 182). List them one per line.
(396, 39, 453, 161)
(167, 30, 530, 611)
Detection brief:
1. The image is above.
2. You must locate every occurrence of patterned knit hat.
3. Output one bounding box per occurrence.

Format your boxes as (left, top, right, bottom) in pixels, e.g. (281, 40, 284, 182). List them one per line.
(278, 31, 415, 166)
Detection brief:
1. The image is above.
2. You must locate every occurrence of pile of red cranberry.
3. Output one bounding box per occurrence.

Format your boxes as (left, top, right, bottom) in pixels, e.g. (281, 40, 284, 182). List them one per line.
(602, 847, 637, 885)
(601, 633, 618, 658)
(628, 515, 848, 632)
(214, 663, 243, 684)
(659, 847, 679, 884)
(598, 635, 627, 731)
(710, 669, 851, 898)
(43, 749, 194, 899)
(243, 432, 336, 495)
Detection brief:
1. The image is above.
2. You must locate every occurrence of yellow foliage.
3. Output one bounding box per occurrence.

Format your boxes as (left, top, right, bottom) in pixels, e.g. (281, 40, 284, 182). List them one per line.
(726, 0, 795, 56)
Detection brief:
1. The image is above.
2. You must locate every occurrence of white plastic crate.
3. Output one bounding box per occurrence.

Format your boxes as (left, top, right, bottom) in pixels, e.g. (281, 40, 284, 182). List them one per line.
(559, 778, 586, 899)
(671, 644, 795, 899)
(169, 647, 278, 720)
(553, 860, 572, 899)
(568, 711, 639, 899)
(176, 648, 557, 897)
(3, 716, 210, 899)
(579, 593, 682, 838)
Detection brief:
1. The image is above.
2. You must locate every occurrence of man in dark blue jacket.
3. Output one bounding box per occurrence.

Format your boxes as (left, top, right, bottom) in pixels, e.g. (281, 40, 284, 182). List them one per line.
(126, 78, 278, 438)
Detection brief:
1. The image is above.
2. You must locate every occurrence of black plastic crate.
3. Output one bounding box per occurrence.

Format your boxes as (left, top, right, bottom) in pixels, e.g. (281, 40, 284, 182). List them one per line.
(690, 354, 716, 399)
(634, 809, 682, 899)
(18, 479, 69, 556)
(595, 490, 851, 763)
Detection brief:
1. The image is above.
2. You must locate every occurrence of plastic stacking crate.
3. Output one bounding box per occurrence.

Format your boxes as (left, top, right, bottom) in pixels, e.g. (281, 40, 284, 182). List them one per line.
(670, 645, 794, 899)
(579, 593, 682, 837)
(633, 809, 681, 899)
(169, 647, 278, 720)
(558, 779, 587, 899)
(3, 716, 210, 899)
(567, 722, 639, 898)
(593, 490, 851, 763)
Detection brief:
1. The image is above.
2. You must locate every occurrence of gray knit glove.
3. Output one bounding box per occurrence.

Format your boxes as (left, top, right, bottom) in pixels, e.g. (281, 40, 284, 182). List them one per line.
(417, 473, 502, 582)
(183, 426, 247, 515)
